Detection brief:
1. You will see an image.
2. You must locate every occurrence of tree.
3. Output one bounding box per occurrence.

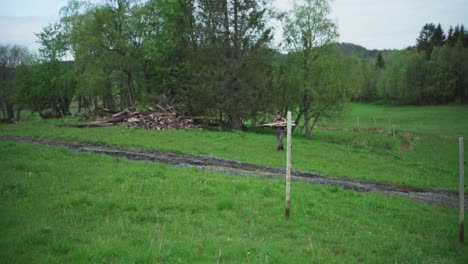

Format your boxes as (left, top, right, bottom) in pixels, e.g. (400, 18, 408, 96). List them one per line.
(61, 0, 197, 112)
(416, 23, 435, 59)
(282, 0, 339, 137)
(304, 51, 362, 135)
(431, 24, 446, 47)
(34, 22, 76, 116)
(0, 44, 32, 120)
(189, 0, 273, 130)
(376, 51, 385, 69)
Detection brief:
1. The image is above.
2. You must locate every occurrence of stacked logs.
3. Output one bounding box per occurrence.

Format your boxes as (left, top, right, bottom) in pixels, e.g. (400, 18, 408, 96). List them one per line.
(69, 110, 202, 130)
(124, 113, 199, 130)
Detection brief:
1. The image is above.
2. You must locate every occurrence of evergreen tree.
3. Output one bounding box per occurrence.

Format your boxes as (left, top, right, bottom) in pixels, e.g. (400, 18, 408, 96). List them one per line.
(432, 24, 445, 47)
(416, 23, 435, 58)
(190, 0, 273, 130)
(376, 51, 385, 69)
(447, 26, 454, 45)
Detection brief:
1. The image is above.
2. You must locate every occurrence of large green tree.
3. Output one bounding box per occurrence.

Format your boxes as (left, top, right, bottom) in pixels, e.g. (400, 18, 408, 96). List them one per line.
(33, 22, 76, 116)
(0, 44, 32, 120)
(189, 0, 273, 129)
(282, 0, 339, 137)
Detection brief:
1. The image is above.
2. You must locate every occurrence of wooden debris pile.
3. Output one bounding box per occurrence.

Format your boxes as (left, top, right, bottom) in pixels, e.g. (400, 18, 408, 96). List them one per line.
(123, 112, 200, 130)
(69, 109, 202, 130)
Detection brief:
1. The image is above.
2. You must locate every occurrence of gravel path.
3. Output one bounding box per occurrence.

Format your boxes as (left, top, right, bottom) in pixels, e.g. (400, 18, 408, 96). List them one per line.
(2, 135, 465, 209)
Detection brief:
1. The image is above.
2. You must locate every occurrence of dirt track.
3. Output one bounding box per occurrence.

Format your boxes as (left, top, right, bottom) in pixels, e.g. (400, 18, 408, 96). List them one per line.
(1, 135, 466, 209)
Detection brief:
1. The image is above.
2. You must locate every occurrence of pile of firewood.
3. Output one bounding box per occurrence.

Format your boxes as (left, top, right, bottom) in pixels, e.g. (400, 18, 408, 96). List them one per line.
(68, 109, 204, 130)
(124, 113, 200, 130)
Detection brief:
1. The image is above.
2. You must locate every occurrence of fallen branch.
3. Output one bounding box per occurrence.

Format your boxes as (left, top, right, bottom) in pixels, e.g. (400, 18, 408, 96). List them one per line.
(69, 122, 114, 128)
(180, 116, 219, 121)
(255, 121, 296, 128)
(68, 111, 139, 128)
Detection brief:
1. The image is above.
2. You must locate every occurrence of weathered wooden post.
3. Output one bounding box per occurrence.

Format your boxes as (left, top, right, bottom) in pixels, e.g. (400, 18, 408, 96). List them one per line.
(460, 137, 465, 243)
(285, 111, 292, 220)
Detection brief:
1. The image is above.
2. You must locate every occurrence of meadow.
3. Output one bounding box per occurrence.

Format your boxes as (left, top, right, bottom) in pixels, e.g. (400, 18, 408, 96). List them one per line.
(1, 104, 467, 190)
(1, 103, 467, 263)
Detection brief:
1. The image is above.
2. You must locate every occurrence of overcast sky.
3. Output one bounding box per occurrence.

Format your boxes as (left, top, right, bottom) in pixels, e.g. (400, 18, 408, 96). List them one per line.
(1, 0, 468, 52)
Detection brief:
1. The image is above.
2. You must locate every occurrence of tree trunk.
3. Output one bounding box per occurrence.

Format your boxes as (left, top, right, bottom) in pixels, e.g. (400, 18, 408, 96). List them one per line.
(85, 96, 91, 113)
(51, 99, 59, 116)
(233, 0, 239, 60)
(106, 93, 115, 111)
(93, 95, 98, 111)
(60, 97, 70, 116)
(1, 103, 6, 119)
(229, 114, 243, 130)
(306, 112, 321, 138)
(6, 103, 14, 120)
(301, 91, 311, 137)
(127, 72, 135, 107)
(303, 109, 310, 137)
(223, 0, 230, 59)
(292, 109, 303, 134)
(78, 95, 82, 113)
(120, 91, 128, 111)
(15, 106, 21, 122)
(251, 112, 257, 128)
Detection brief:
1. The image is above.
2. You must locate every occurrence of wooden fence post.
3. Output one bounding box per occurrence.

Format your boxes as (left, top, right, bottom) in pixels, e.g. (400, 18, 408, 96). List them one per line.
(460, 137, 465, 243)
(285, 111, 292, 220)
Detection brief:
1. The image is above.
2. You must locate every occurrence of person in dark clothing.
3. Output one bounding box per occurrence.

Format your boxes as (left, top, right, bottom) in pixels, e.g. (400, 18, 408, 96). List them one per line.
(273, 111, 287, 150)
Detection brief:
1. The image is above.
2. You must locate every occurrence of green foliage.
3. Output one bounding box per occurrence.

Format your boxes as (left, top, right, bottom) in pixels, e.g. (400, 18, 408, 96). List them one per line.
(416, 23, 436, 58)
(355, 23, 468, 105)
(282, 0, 347, 137)
(185, 0, 274, 129)
(0, 44, 32, 120)
(7, 0, 468, 128)
(375, 52, 385, 69)
(16, 61, 77, 116)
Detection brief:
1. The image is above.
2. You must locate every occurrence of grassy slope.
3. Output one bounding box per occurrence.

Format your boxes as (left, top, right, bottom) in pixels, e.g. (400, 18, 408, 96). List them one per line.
(1, 104, 467, 190)
(1, 141, 467, 263)
(335, 104, 468, 137)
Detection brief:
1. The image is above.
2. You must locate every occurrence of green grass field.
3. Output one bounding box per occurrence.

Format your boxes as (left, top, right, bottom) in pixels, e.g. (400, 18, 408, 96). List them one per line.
(1, 141, 466, 263)
(1, 104, 467, 190)
(1, 103, 468, 263)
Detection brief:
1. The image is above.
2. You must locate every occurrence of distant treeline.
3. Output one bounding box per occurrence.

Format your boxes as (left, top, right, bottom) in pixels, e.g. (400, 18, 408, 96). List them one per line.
(0, 0, 467, 132)
(358, 23, 468, 105)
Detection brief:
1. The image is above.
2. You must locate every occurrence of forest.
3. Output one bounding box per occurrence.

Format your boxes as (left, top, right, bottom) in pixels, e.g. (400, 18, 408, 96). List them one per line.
(1, 0, 467, 134)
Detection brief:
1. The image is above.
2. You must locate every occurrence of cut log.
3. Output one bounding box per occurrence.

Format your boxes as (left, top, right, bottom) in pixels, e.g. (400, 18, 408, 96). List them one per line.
(69, 122, 114, 128)
(180, 116, 218, 121)
(111, 110, 129, 118)
(256, 122, 296, 128)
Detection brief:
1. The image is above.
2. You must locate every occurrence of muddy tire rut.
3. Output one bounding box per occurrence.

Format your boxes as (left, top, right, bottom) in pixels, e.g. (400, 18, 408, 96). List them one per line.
(2, 135, 465, 209)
